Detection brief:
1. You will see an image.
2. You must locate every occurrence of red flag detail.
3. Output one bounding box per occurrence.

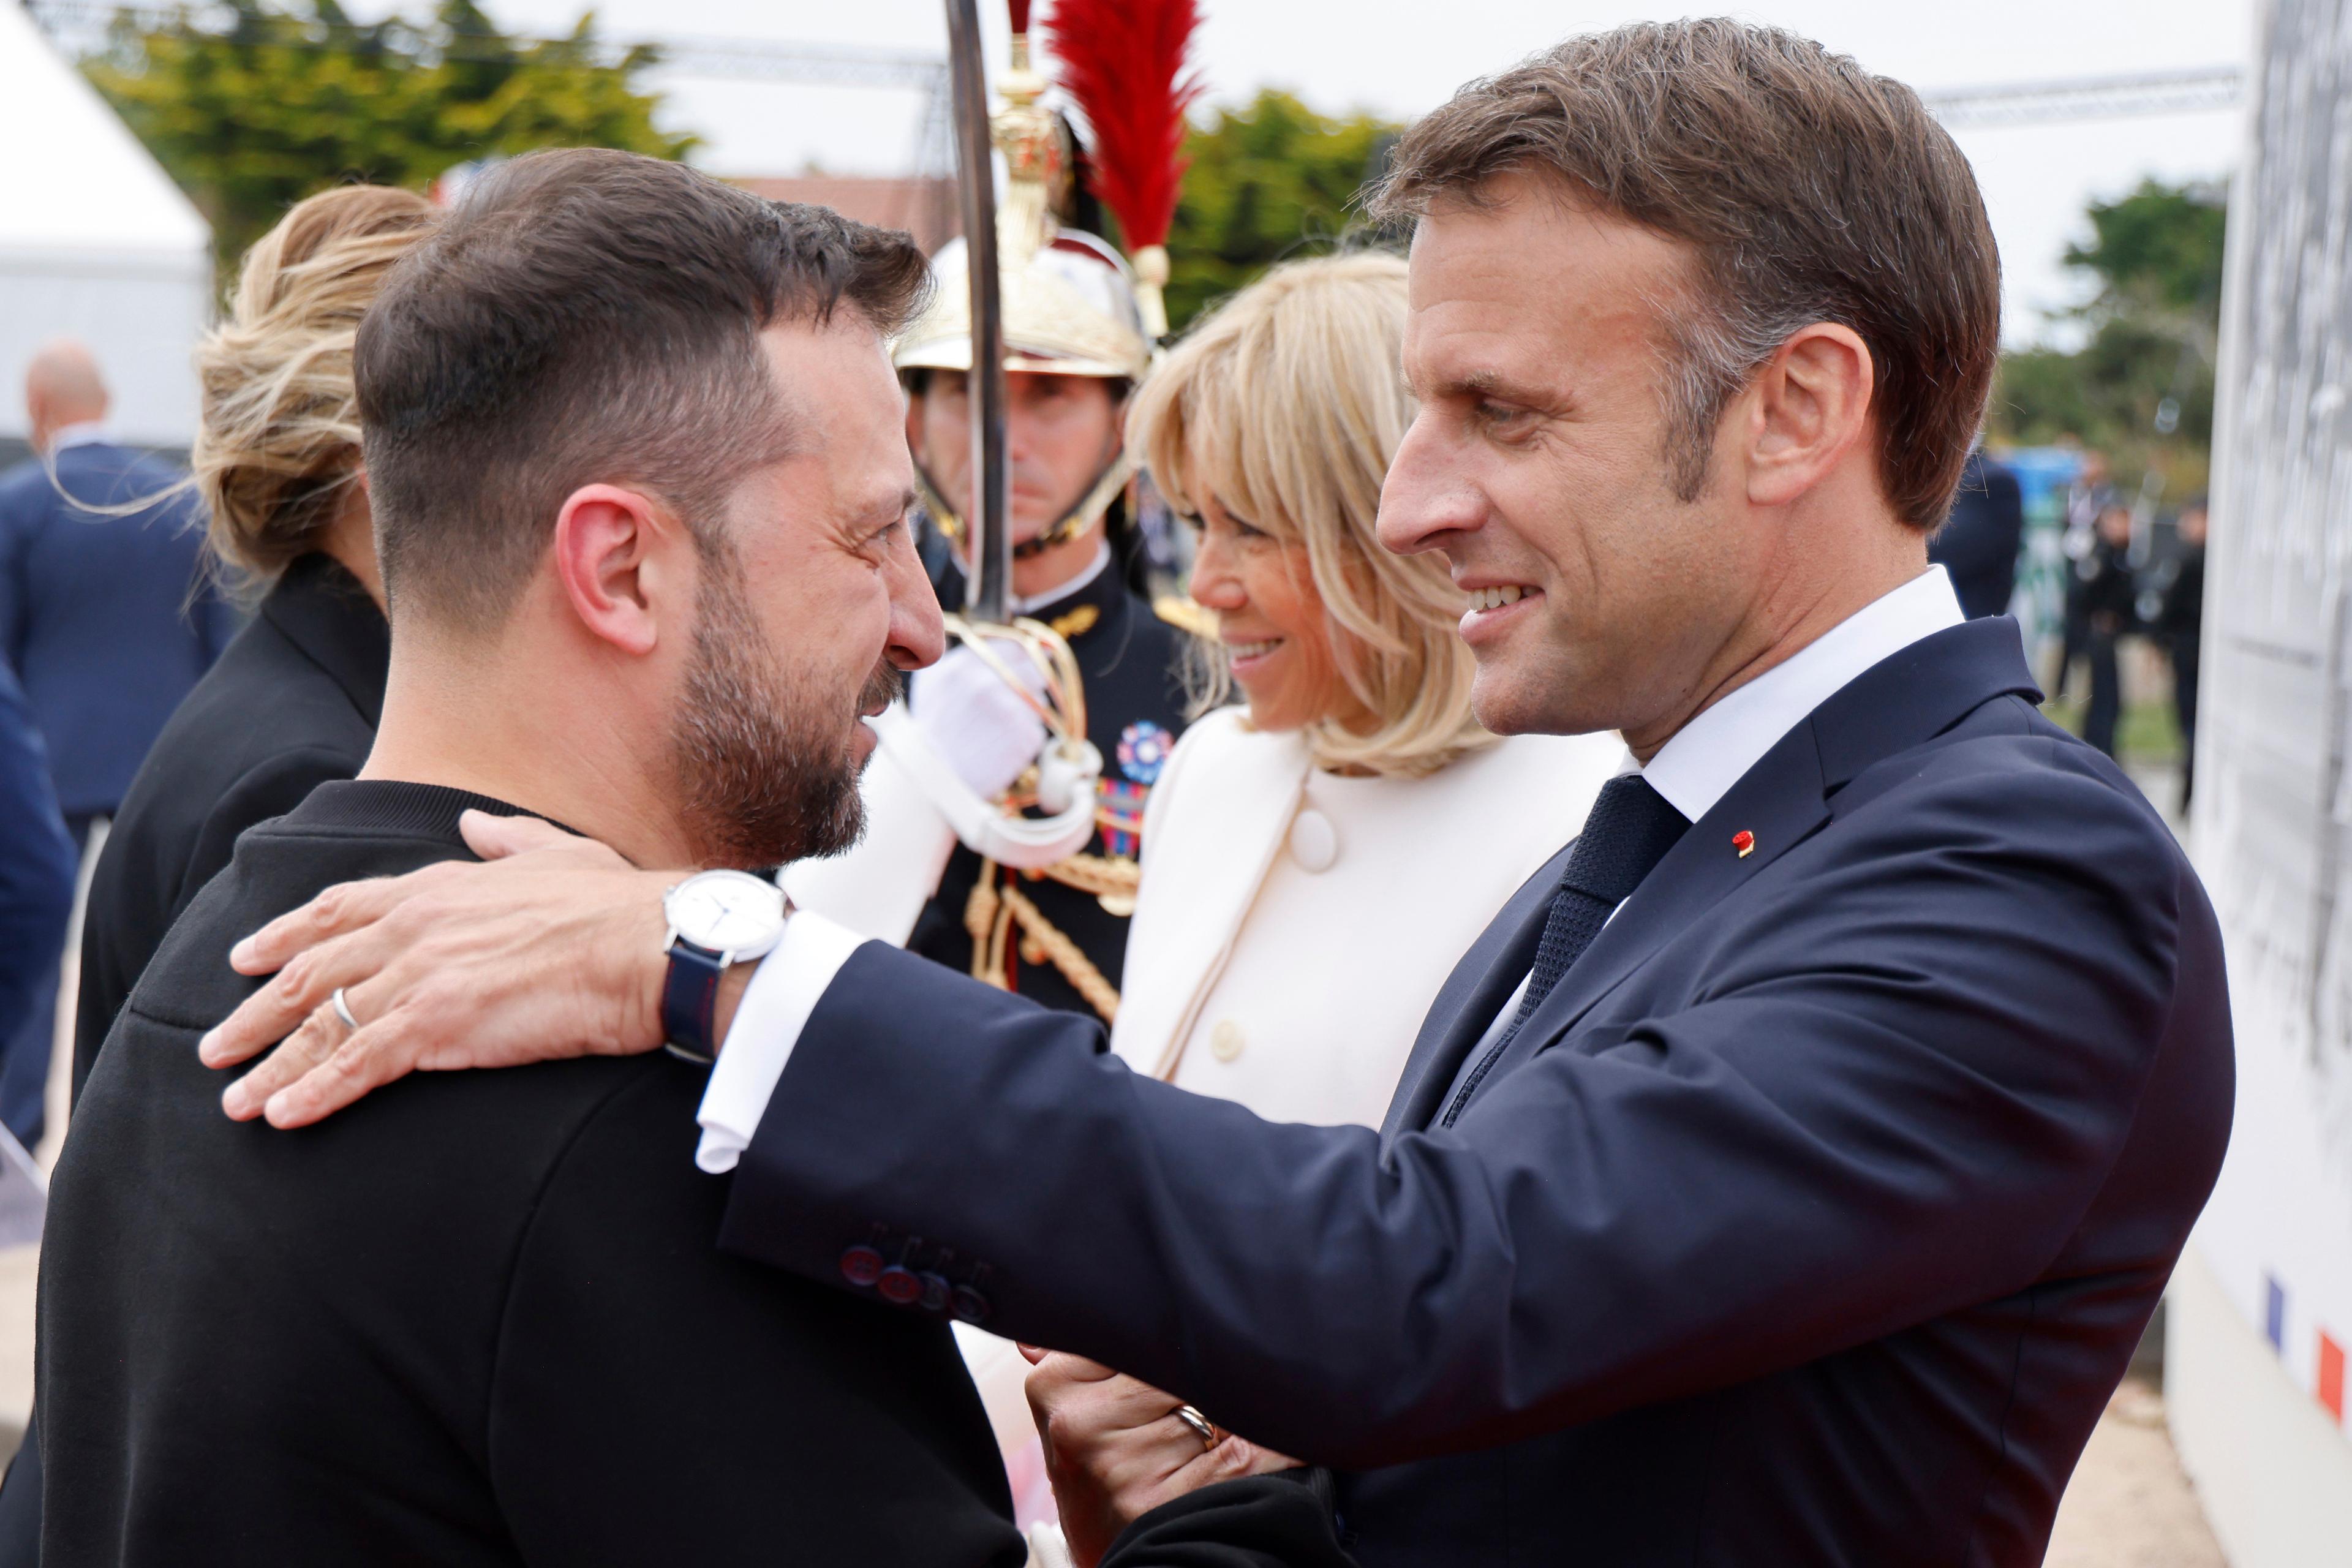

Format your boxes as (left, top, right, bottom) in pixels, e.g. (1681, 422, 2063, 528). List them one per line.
(1043, 0, 1204, 251)
(1008, 0, 1032, 35)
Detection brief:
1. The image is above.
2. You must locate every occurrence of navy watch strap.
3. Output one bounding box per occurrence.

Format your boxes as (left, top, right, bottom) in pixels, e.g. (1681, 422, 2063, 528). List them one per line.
(662, 940, 728, 1064)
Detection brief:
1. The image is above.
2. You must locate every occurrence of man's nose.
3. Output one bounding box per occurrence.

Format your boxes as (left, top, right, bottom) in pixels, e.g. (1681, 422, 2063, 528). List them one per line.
(1004, 409, 1038, 464)
(1378, 418, 1479, 558)
(886, 537, 946, 670)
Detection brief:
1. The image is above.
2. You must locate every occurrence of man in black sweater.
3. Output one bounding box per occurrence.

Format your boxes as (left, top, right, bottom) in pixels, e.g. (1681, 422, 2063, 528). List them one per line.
(36, 151, 1025, 1566)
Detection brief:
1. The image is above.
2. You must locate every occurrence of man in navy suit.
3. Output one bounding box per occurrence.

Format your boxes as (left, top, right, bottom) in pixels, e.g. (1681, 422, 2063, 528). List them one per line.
(0, 339, 232, 1142)
(205, 22, 2233, 1567)
(0, 663, 76, 1127)
(1931, 446, 2027, 619)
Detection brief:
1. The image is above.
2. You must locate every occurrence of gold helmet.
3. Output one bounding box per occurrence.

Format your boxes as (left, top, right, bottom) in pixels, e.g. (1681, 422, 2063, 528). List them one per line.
(892, 228, 1150, 383)
(892, 20, 1152, 386)
(896, 28, 1157, 555)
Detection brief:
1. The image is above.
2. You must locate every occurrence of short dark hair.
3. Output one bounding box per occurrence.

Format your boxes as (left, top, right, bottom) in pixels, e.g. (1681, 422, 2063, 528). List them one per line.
(358, 148, 930, 626)
(1371, 20, 2000, 530)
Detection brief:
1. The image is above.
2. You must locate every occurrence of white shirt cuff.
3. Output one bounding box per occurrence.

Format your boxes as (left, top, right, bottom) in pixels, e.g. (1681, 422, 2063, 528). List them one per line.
(694, 911, 866, 1174)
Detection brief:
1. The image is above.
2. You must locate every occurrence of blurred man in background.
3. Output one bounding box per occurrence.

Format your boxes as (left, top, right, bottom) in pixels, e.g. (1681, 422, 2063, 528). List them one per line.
(2055, 447, 2114, 698)
(2160, 500, 2207, 809)
(1929, 443, 2025, 619)
(0, 662, 75, 1145)
(0, 339, 235, 1145)
(2076, 502, 2139, 758)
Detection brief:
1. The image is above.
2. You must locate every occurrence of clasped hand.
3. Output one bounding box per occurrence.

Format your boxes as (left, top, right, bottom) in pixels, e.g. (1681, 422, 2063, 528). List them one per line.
(1023, 1347, 1299, 1568)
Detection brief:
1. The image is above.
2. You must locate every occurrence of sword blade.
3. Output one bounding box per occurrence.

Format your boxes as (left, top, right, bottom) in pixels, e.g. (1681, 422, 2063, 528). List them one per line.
(943, 0, 1011, 623)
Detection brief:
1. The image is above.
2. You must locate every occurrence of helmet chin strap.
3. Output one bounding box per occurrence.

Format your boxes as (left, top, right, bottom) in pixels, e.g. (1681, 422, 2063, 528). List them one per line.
(916, 448, 1137, 567)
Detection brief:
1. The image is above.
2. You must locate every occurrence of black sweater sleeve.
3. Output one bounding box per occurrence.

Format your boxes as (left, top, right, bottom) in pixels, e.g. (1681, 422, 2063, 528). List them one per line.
(1100, 1476, 1359, 1568)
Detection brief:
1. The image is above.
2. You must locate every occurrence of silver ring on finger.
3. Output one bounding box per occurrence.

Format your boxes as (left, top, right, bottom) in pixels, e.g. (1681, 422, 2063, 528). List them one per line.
(330, 987, 361, 1033)
(1173, 1404, 1220, 1452)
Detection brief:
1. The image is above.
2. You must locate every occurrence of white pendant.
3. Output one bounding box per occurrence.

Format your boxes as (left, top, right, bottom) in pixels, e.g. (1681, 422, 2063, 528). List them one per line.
(1289, 807, 1339, 873)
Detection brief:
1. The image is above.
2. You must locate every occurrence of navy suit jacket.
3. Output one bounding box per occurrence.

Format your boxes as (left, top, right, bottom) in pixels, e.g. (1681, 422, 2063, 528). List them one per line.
(0, 445, 233, 816)
(0, 663, 75, 1066)
(724, 617, 2233, 1567)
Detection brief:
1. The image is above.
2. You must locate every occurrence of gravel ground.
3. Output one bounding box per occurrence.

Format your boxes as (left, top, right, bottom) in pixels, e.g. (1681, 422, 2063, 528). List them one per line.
(2047, 1379, 2228, 1567)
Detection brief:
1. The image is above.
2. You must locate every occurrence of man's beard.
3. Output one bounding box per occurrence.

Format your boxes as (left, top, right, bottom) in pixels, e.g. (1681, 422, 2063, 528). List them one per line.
(669, 549, 902, 870)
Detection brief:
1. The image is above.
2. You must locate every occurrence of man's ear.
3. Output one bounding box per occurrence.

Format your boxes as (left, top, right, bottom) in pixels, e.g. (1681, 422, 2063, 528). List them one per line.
(551, 483, 683, 658)
(1742, 322, 1875, 510)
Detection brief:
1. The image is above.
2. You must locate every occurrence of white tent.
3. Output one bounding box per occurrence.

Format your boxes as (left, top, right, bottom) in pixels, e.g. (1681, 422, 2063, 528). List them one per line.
(0, 5, 211, 449)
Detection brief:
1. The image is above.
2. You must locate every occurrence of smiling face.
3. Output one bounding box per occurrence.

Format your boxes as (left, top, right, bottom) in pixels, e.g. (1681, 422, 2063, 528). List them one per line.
(673, 316, 942, 867)
(1378, 174, 1765, 742)
(1186, 491, 1371, 736)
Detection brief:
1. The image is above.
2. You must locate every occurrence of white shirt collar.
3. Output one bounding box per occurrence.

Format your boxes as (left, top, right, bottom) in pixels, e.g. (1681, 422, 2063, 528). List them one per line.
(1635, 565, 1965, 823)
(45, 421, 110, 453)
(1010, 540, 1112, 615)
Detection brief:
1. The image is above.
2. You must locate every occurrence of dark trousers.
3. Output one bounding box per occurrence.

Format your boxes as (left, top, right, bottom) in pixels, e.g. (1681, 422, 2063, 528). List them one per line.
(2084, 633, 2123, 759)
(2055, 592, 2089, 699)
(2172, 635, 2201, 809)
(1, 813, 94, 1149)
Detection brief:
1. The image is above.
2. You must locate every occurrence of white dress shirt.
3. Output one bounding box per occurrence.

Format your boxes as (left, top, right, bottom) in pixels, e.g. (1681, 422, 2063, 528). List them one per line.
(696, 565, 1969, 1173)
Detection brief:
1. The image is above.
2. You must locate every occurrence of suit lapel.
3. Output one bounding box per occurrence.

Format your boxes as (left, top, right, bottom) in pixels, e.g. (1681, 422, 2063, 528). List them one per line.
(1470, 730, 1832, 1096)
(1446, 617, 2045, 1117)
(1381, 839, 1571, 1145)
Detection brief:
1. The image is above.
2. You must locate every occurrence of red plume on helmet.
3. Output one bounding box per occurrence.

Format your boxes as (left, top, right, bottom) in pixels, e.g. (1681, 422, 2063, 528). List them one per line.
(1041, 0, 1204, 338)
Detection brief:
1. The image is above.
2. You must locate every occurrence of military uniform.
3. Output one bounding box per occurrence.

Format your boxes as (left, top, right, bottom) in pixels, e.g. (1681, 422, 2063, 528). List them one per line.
(782, 23, 1202, 1033)
(909, 554, 1191, 1022)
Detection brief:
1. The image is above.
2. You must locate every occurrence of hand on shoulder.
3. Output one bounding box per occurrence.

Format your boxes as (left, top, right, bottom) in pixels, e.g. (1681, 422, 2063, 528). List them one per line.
(200, 811, 678, 1127)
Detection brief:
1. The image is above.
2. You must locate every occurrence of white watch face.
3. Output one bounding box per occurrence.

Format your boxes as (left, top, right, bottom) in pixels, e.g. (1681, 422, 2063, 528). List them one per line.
(666, 870, 786, 956)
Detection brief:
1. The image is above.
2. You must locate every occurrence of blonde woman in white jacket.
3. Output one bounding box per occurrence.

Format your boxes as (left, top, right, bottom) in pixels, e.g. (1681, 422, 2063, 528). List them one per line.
(963, 257, 1620, 1545)
(1111, 252, 1619, 1127)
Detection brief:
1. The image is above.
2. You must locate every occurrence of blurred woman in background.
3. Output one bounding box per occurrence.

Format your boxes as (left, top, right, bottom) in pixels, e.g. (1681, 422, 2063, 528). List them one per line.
(978, 255, 1620, 1551)
(72, 184, 436, 1095)
(0, 180, 437, 1561)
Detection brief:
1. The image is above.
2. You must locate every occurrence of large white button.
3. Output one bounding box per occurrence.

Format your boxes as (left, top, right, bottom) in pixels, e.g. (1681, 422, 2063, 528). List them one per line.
(1210, 1020, 1245, 1062)
(1289, 808, 1338, 873)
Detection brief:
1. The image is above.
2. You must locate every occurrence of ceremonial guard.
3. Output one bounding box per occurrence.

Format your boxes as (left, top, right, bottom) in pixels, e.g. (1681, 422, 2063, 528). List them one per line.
(785, 1, 1199, 1030)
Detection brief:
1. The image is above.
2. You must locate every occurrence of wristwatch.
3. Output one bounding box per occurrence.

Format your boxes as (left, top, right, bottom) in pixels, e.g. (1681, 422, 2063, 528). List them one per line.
(660, 870, 790, 1063)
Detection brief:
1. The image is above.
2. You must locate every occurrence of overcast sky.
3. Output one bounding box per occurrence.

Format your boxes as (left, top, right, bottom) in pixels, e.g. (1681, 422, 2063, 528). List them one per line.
(459, 0, 2256, 346)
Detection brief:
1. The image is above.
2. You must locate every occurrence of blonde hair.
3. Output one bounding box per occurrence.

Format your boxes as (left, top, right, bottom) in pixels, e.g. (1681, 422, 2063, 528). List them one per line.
(1132, 252, 1493, 778)
(194, 184, 439, 586)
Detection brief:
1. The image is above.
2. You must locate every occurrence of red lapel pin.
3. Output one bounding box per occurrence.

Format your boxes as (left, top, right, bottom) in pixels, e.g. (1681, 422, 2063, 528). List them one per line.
(1732, 829, 1755, 859)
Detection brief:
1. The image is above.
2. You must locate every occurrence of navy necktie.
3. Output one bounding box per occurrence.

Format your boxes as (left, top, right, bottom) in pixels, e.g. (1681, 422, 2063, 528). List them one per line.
(1441, 774, 1689, 1126)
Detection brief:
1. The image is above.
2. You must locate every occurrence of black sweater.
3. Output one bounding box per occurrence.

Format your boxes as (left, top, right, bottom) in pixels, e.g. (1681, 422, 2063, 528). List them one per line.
(39, 781, 1024, 1567)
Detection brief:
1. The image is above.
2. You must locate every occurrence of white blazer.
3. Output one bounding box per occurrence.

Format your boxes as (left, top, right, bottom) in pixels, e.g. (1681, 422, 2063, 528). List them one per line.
(949, 709, 1619, 1481)
(1110, 708, 1623, 1129)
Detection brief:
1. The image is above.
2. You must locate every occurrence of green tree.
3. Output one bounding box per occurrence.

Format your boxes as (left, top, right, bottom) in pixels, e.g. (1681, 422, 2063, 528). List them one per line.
(1161, 90, 1401, 330)
(81, 0, 698, 281)
(1989, 178, 2226, 496)
(2067, 178, 2230, 321)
